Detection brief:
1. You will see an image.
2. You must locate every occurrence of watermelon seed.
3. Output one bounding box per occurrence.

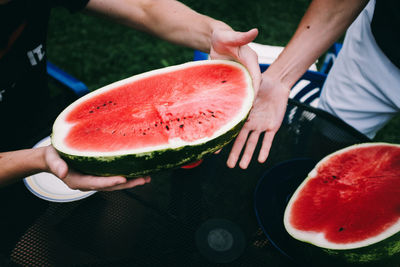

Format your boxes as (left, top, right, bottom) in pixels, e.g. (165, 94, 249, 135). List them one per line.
(143, 132, 146, 135)
(332, 175, 339, 179)
(211, 114, 216, 118)
(89, 111, 94, 113)
(198, 121, 202, 124)
(103, 103, 106, 106)
(339, 227, 344, 232)
(177, 118, 180, 121)
(221, 80, 227, 83)
(97, 107, 100, 109)
(179, 124, 184, 128)
(155, 123, 158, 127)
(166, 125, 169, 130)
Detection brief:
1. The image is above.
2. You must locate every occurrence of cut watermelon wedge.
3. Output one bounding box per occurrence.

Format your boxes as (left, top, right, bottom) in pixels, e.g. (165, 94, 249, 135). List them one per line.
(51, 60, 254, 177)
(284, 143, 400, 264)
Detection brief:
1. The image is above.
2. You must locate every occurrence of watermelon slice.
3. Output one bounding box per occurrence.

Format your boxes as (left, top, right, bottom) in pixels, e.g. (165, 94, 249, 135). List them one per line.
(284, 143, 400, 264)
(51, 60, 254, 177)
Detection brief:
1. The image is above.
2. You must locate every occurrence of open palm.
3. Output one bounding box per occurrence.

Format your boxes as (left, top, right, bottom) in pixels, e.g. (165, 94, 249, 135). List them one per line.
(227, 76, 290, 169)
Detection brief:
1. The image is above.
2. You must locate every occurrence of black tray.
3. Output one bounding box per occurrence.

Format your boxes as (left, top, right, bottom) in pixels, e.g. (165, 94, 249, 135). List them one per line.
(254, 158, 318, 266)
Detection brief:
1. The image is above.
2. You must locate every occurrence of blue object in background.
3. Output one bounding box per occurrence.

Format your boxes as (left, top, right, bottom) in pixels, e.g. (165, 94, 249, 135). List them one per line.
(193, 50, 209, 61)
(46, 61, 90, 97)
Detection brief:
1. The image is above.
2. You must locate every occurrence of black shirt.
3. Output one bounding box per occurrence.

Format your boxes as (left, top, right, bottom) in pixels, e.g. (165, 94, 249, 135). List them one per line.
(0, 0, 89, 257)
(371, 0, 400, 69)
(0, 0, 89, 151)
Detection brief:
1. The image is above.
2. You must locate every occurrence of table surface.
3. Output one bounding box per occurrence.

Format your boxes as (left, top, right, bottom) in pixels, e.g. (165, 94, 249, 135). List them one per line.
(3, 100, 372, 267)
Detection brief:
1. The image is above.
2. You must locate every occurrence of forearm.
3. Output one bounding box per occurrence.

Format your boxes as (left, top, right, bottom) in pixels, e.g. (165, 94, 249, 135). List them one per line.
(265, 0, 368, 88)
(0, 147, 47, 187)
(85, 0, 230, 52)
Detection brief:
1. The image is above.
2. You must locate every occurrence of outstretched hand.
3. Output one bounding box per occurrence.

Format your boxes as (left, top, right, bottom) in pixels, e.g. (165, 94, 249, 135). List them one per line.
(226, 75, 291, 169)
(44, 145, 151, 191)
(209, 28, 261, 95)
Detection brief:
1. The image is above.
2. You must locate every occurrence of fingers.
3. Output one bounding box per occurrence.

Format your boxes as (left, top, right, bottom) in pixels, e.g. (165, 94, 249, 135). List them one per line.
(238, 130, 262, 169)
(63, 173, 127, 191)
(227, 128, 250, 168)
(101, 176, 151, 191)
(44, 145, 151, 192)
(221, 28, 258, 46)
(239, 45, 261, 95)
(45, 145, 68, 179)
(62, 170, 152, 192)
(228, 128, 276, 169)
(257, 132, 275, 164)
(234, 28, 258, 46)
(214, 149, 222, 154)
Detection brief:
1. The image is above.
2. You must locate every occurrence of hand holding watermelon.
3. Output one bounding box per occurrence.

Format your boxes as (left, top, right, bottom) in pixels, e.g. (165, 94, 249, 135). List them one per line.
(0, 146, 150, 191)
(43, 145, 151, 191)
(209, 27, 261, 95)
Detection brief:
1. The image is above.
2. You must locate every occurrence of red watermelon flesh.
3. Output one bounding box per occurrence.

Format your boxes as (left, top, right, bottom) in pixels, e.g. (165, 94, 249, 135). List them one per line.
(64, 63, 248, 152)
(288, 144, 400, 245)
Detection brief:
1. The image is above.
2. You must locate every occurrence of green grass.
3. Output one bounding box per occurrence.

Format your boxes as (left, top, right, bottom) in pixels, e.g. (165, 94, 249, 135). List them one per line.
(47, 0, 309, 88)
(46, 0, 398, 142)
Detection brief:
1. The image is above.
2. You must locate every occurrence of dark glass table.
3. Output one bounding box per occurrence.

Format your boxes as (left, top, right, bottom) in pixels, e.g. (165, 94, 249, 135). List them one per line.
(4, 100, 371, 267)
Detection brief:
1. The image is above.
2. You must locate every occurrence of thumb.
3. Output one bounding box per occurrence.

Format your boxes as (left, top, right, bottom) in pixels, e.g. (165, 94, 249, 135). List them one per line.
(44, 145, 69, 179)
(219, 28, 258, 47)
(54, 160, 68, 179)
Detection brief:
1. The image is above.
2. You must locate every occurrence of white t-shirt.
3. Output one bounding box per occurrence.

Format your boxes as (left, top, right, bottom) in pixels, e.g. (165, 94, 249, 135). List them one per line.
(318, 0, 400, 139)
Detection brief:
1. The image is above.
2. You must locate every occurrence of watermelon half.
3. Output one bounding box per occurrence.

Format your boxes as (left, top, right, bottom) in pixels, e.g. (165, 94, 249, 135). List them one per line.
(51, 60, 254, 177)
(283, 143, 400, 264)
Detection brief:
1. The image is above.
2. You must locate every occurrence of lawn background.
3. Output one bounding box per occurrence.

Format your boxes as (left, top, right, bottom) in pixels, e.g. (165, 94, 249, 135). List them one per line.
(47, 0, 398, 143)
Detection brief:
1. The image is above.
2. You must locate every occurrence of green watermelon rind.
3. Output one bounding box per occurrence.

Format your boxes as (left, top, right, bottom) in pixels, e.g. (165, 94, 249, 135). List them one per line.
(52, 60, 254, 177)
(283, 142, 400, 264)
(320, 232, 400, 264)
(297, 224, 400, 265)
(55, 114, 247, 178)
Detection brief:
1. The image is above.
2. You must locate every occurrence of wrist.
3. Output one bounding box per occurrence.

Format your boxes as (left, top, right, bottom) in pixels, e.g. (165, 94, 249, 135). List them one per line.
(34, 146, 49, 173)
(261, 69, 291, 97)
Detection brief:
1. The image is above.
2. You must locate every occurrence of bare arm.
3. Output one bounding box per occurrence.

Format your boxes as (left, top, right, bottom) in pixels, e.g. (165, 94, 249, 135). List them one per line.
(227, 0, 369, 169)
(85, 0, 231, 52)
(84, 0, 261, 92)
(266, 0, 368, 88)
(0, 148, 47, 187)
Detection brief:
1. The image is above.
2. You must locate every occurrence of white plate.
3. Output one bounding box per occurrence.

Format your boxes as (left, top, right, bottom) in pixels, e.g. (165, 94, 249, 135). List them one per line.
(23, 136, 96, 202)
